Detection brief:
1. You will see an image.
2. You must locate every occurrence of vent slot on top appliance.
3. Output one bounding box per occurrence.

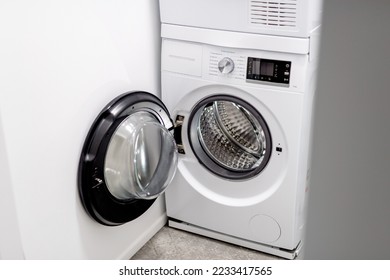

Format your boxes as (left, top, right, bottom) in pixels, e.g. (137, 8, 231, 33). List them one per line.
(249, 0, 298, 29)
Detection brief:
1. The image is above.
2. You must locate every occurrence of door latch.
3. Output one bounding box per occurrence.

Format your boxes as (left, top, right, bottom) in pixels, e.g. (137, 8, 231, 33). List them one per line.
(174, 115, 185, 154)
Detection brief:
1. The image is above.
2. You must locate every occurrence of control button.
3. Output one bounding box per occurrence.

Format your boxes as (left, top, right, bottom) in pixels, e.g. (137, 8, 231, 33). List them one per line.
(284, 71, 290, 76)
(276, 147, 283, 152)
(218, 57, 235, 74)
(286, 64, 290, 68)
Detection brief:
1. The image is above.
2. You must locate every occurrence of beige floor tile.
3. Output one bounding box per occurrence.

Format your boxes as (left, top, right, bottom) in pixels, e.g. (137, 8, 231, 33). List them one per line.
(131, 226, 281, 260)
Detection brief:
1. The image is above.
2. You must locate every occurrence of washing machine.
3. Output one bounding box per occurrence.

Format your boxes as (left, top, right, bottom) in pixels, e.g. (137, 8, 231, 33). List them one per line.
(158, 0, 322, 259)
(0, 0, 167, 259)
(78, 30, 319, 259)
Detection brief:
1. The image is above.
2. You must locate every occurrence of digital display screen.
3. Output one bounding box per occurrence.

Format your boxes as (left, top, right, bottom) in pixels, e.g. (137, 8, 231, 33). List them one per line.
(260, 61, 275, 77)
(246, 57, 291, 85)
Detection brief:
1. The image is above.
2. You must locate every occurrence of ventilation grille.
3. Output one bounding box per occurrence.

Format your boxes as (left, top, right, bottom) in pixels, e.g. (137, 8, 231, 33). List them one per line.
(249, 0, 298, 29)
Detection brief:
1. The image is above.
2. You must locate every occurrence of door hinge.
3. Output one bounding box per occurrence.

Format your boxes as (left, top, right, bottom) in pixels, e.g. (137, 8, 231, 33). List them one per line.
(174, 115, 185, 154)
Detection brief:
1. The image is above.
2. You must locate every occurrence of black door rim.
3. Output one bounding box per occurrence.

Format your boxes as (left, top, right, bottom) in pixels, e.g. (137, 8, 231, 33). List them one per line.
(78, 91, 173, 226)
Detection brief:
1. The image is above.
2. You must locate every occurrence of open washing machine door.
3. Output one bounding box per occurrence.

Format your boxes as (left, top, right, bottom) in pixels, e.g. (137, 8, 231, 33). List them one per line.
(78, 91, 178, 226)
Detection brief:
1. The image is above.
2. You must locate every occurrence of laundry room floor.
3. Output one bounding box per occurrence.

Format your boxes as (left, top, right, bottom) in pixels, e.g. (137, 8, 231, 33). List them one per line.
(131, 226, 280, 260)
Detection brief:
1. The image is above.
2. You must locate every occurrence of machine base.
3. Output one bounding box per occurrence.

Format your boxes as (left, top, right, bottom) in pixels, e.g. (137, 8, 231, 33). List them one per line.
(168, 219, 302, 260)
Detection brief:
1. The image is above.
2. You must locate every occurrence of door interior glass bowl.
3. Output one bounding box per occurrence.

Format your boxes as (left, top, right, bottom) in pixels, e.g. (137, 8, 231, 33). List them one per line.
(104, 111, 178, 200)
(197, 100, 267, 171)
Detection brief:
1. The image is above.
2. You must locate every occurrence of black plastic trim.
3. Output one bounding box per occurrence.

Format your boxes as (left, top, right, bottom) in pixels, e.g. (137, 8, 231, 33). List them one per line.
(78, 91, 172, 226)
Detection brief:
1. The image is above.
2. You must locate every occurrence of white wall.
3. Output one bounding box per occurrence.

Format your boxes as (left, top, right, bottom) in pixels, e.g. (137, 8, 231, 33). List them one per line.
(0, 0, 163, 259)
(305, 0, 390, 259)
(0, 115, 25, 259)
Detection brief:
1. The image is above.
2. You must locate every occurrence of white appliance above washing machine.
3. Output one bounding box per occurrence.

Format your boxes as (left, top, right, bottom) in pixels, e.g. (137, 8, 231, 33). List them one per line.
(160, 0, 323, 38)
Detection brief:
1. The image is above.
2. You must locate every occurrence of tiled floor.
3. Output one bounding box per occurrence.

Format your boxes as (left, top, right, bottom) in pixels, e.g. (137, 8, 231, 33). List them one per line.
(131, 226, 280, 260)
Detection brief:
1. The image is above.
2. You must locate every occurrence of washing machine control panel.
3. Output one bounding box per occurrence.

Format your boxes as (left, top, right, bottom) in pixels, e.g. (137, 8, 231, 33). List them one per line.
(246, 57, 292, 86)
(201, 44, 305, 91)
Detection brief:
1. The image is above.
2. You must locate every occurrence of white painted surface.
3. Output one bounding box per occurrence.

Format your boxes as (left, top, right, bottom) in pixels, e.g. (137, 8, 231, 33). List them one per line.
(0, 114, 25, 259)
(0, 0, 165, 259)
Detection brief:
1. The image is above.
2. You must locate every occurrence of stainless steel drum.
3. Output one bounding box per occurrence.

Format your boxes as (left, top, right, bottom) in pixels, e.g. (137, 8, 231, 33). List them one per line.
(189, 96, 272, 179)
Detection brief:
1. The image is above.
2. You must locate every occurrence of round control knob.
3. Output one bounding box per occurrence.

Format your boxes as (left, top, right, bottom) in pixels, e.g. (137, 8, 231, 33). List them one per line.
(218, 57, 235, 74)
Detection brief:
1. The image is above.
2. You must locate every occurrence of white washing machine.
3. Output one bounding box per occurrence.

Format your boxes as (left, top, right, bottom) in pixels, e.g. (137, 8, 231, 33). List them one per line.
(161, 29, 320, 260)
(159, 0, 322, 259)
(0, 0, 168, 259)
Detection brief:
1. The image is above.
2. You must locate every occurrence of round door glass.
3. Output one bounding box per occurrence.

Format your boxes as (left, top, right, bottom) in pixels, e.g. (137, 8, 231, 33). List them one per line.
(104, 111, 178, 200)
(194, 99, 270, 175)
